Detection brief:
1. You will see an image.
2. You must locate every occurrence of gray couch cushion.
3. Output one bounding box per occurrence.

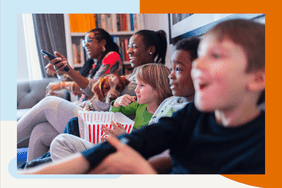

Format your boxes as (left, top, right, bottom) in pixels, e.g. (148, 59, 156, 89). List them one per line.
(18, 78, 59, 109)
(17, 78, 70, 120)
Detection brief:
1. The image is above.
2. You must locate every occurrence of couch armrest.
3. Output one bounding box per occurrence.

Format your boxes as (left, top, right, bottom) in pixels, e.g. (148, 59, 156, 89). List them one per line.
(17, 78, 70, 110)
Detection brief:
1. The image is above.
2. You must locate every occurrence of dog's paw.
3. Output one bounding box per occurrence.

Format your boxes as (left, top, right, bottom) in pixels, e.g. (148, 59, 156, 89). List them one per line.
(83, 105, 91, 111)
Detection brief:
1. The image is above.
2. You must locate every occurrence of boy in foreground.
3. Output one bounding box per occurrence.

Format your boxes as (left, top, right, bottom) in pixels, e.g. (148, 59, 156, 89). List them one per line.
(19, 18, 265, 174)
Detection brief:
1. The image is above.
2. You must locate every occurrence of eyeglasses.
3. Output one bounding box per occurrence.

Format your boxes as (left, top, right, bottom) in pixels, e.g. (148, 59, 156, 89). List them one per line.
(82, 37, 99, 47)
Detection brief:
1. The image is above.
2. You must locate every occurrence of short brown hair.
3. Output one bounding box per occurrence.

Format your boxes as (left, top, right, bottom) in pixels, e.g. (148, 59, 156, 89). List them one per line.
(136, 63, 172, 105)
(207, 19, 265, 72)
(206, 18, 265, 105)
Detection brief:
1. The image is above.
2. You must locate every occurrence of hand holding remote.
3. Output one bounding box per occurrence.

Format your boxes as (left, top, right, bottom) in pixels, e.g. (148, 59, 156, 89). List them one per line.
(41, 50, 70, 72)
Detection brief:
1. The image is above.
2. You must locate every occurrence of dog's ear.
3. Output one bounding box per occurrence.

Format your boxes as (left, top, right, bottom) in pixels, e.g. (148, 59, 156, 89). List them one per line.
(120, 76, 130, 87)
(92, 77, 105, 102)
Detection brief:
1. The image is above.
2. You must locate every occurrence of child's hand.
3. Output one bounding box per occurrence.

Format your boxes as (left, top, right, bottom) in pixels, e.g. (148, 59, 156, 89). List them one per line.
(113, 94, 136, 107)
(101, 121, 126, 139)
(89, 135, 157, 174)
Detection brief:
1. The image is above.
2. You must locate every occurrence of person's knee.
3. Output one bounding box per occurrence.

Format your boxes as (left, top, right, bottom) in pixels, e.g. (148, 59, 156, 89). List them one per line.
(41, 96, 61, 105)
(50, 134, 81, 160)
(50, 134, 67, 149)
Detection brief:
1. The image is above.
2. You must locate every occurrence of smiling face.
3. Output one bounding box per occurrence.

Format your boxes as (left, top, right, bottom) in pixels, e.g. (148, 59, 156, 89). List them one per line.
(127, 34, 153, 68)
(191, 34, 252, 112)
(169, 50, 195, 100)
(84, 32, 104, 60)
(134, 79, 159, 106)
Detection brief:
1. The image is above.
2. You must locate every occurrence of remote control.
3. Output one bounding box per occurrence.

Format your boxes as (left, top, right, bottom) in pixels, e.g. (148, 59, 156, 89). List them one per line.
(41, 50, 70, 72)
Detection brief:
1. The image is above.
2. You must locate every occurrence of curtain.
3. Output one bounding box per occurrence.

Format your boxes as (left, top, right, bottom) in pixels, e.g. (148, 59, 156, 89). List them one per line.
(32, 14, 67, 78)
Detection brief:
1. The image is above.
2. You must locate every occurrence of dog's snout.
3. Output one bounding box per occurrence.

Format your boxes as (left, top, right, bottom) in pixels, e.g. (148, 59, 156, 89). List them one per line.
(109, 95, 117, 102)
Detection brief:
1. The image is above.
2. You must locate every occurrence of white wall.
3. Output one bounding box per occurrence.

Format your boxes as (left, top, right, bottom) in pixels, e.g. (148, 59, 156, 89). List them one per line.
(17, 14, 29, 80)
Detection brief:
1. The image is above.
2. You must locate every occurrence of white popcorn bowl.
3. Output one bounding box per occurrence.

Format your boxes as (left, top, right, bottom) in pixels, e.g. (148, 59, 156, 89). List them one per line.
(78, 111, 135, 144)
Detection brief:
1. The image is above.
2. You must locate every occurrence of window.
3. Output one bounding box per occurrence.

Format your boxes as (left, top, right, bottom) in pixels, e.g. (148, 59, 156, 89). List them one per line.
(22, 14, 42, 80)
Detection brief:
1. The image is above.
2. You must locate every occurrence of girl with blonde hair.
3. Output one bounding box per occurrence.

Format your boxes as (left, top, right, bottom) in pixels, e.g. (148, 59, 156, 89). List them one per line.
(50, 63, 172, 160)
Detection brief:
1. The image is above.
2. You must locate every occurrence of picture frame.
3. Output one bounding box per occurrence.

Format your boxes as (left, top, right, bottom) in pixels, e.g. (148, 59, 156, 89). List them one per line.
(168, 13, 265, 44)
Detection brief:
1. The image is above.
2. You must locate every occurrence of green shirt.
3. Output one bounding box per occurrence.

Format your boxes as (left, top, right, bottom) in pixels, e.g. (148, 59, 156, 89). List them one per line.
(109, 101, 153, 129)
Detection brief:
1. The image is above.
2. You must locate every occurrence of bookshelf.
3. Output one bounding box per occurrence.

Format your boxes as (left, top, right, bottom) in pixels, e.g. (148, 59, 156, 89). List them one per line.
(63, 14, 144, 75)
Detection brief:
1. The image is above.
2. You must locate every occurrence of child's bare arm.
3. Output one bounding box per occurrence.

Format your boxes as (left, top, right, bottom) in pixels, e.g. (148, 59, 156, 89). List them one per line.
(89, 135, 157, 174)
(148, 154, 172, 174)
(18, 153, 90, 174)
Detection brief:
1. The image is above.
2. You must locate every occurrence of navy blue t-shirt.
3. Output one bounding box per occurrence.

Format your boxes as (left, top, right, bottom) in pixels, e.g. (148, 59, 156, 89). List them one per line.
(82, 102, 265, 174)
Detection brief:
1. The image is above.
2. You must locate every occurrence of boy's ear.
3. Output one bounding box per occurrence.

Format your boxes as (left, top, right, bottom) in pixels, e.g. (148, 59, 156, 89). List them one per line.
(247, 70, 265, 92)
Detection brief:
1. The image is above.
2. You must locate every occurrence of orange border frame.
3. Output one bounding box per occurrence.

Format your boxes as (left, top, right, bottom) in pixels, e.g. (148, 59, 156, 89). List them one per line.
(140, 0, 281, 187)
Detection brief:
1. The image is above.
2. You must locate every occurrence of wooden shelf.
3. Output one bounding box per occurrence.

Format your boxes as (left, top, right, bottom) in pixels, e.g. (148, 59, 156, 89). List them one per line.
(71, 31, 135, 37)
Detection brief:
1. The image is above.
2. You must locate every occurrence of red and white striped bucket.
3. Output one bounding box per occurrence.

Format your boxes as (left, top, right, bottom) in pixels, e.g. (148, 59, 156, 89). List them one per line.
(78, 111, 135, 144)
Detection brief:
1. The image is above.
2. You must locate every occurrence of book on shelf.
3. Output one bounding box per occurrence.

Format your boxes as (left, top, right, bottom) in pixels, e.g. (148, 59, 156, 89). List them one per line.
(69, 14, 144, 33)
(72, 40, 87, 66)
(72, 44, 79, 65)
(139, 14, 144, 32)
(126, 14, 131, 32)
(79, 39, 85, 65)
(123, 38, 129, 62)
(100, 14, 107, 30)
(112, 36, 120, 48)
(111, 14, 117, 32)
(106, 14, 112, 31)
(89, 14, 96, 31)
(130, 14, 134, 31)
(69, 14, 96, 33)
(121, 40, 125, 63)
(95, 14, 100, 28)
(119, 14, 124, 32)
(119, 45, 123, 63)
(122, 14, 128, 31)
(133, 14, 138, 31)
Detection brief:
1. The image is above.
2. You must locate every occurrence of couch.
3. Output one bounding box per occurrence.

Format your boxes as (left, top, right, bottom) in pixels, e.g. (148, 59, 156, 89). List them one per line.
(17, 77, 70, 121)
(17, 78, 70, 166)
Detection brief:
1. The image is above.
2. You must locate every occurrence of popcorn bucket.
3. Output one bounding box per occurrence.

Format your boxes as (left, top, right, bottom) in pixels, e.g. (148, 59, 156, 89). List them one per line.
(78, 111, 135, 144)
